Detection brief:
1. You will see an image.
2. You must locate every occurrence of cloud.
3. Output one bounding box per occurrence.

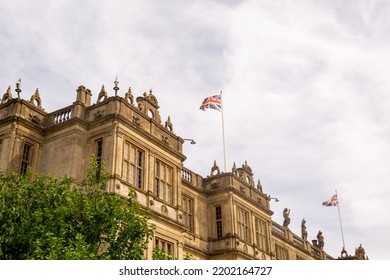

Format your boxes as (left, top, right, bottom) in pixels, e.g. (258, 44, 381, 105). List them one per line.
(1, 0, 390, 259)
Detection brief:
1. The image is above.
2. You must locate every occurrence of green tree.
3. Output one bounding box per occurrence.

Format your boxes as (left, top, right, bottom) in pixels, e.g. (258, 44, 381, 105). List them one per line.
(0, 156, 155, 260)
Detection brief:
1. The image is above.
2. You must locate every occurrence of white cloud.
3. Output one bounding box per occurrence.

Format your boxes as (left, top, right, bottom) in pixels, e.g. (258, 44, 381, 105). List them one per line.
(1, 0, 390, 259)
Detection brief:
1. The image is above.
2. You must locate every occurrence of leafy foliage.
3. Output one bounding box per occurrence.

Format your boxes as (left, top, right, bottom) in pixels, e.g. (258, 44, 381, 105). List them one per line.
(0, 156, 155, 260)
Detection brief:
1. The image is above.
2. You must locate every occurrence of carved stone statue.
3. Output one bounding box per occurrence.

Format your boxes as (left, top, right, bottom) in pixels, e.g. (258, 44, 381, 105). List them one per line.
(282, 208, 290, 228)
(301, 218, 308, 240)
(317, 230, 324, 249)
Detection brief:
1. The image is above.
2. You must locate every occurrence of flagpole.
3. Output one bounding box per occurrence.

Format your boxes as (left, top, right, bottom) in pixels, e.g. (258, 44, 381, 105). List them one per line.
(335, 189, 346, 250)
(220, 91, 227, 172)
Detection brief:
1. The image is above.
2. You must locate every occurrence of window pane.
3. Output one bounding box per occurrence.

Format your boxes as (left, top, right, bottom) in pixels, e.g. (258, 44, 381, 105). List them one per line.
(129, 165, 135, 185)
(155, 161, 159, 177)
(124, 143, 129, 160)
(123, 162, 128, 181)
(156, 179, 160, 197)
(167, 167, 172, 182)
(130, 146, 135, 163)
(137, 168, 142, 188)
(137, 151, 142, 167)
(161, 164, 165, 179)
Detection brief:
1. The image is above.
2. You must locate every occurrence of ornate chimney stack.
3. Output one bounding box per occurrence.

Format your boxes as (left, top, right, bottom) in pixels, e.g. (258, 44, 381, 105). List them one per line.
(76, 85, 92, 106)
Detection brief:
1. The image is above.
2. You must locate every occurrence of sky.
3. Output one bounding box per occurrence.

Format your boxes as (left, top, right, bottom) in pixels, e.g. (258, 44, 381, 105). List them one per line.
(1, 0, 389, 260)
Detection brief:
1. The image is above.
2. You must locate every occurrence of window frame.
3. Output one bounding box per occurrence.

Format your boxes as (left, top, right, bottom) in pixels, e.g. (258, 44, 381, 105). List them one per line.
(215, 205, 223, 239)
(20, 141, 33, 175)
(236, 206, 250, 242)
(155, 237, 174, 257)
(275, 244, 289, 260)
(255, 217, 269, 252)
(95, 138, 103, 179)
(182, 195, 194, 233)
(155, 159, 173, 203)
(122, 140, 144, 189)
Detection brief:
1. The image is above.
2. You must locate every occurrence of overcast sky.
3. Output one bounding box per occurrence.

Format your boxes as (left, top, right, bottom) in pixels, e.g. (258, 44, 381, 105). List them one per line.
(1, 0, 390, 260)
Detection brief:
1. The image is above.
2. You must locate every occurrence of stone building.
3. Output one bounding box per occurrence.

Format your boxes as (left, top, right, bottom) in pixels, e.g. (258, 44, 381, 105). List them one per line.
(0, 82, 367, 260)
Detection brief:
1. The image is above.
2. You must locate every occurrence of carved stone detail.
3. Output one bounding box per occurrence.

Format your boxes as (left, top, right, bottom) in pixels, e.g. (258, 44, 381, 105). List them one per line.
(162, 135, 169, 144)
(161, 205, 168, 215)
(133, 116, 140, 126)
(124, 87, 134, 105)
(210, 160, 220, 176)
(97, 85, 107, 103)
(1, 86, 12, 104)
(165, 116, 173, 131)
(94, 110, 105, 120)
(257, 179, 263, 192)
(29, 113, 41, 125)
(30, 88, 43, 110)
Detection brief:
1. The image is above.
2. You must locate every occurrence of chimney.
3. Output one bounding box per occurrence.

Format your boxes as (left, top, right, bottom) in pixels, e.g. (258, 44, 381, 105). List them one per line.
(76, 85, 92, 106)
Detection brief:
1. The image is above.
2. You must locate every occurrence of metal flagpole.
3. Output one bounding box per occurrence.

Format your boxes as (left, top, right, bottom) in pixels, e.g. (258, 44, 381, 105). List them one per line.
(335, 189, 346, 250)
(220, 91, 227, 172)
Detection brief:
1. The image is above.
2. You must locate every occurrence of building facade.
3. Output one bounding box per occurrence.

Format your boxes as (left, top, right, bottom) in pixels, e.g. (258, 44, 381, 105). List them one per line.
(0, 82, 367, 260)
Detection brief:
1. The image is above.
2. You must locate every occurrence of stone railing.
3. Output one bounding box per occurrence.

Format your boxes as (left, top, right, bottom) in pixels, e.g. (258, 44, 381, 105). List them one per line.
(311, 245, 322, 258)
(181, 168, 193, 184)
(271, 222, 286, 236)
(293, 234, 305, 247)
(46, 105, 74, 126)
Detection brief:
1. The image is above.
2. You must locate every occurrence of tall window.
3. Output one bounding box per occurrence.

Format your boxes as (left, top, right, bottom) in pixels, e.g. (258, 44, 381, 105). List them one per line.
(123, 141, 144, 189)
(275, 245, 289, 260)
(237, 207, 250, 242)
(215, 206, 223, 239)
(255, 218, 269, 252)
(182, 195, 194, 232)
(95, 138, 103, 179)
(155, 160, 173, 203)
(155, 237, 174, 257)
(20, 143, 33, 175)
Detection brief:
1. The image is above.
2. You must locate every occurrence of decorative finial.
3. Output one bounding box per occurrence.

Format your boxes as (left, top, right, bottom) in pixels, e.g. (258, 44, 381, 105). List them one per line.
(257, 179, 263, 192)
(113, 76, 119, 96)
(165, 116, 173, 131)
(210, 160, 220, 176)
(232, 162, 237, 173)
(125, 87, 134, 104)
(1, 86, 12, 104)
(97, 85, 107, 103)
(15, 79, 22, 99)
(29, 88, 42, 109)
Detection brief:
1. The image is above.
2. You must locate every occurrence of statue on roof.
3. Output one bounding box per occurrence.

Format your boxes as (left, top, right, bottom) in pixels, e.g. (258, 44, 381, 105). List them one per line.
(317, 230, 324, 249)
(301, 218, 308, 240)
(283, 208, 290, 228)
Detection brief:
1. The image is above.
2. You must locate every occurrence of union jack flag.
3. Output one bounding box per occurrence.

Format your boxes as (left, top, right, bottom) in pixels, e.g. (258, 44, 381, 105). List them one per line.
(322, 194, 338, 206)
(199, 94, 222, 111)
